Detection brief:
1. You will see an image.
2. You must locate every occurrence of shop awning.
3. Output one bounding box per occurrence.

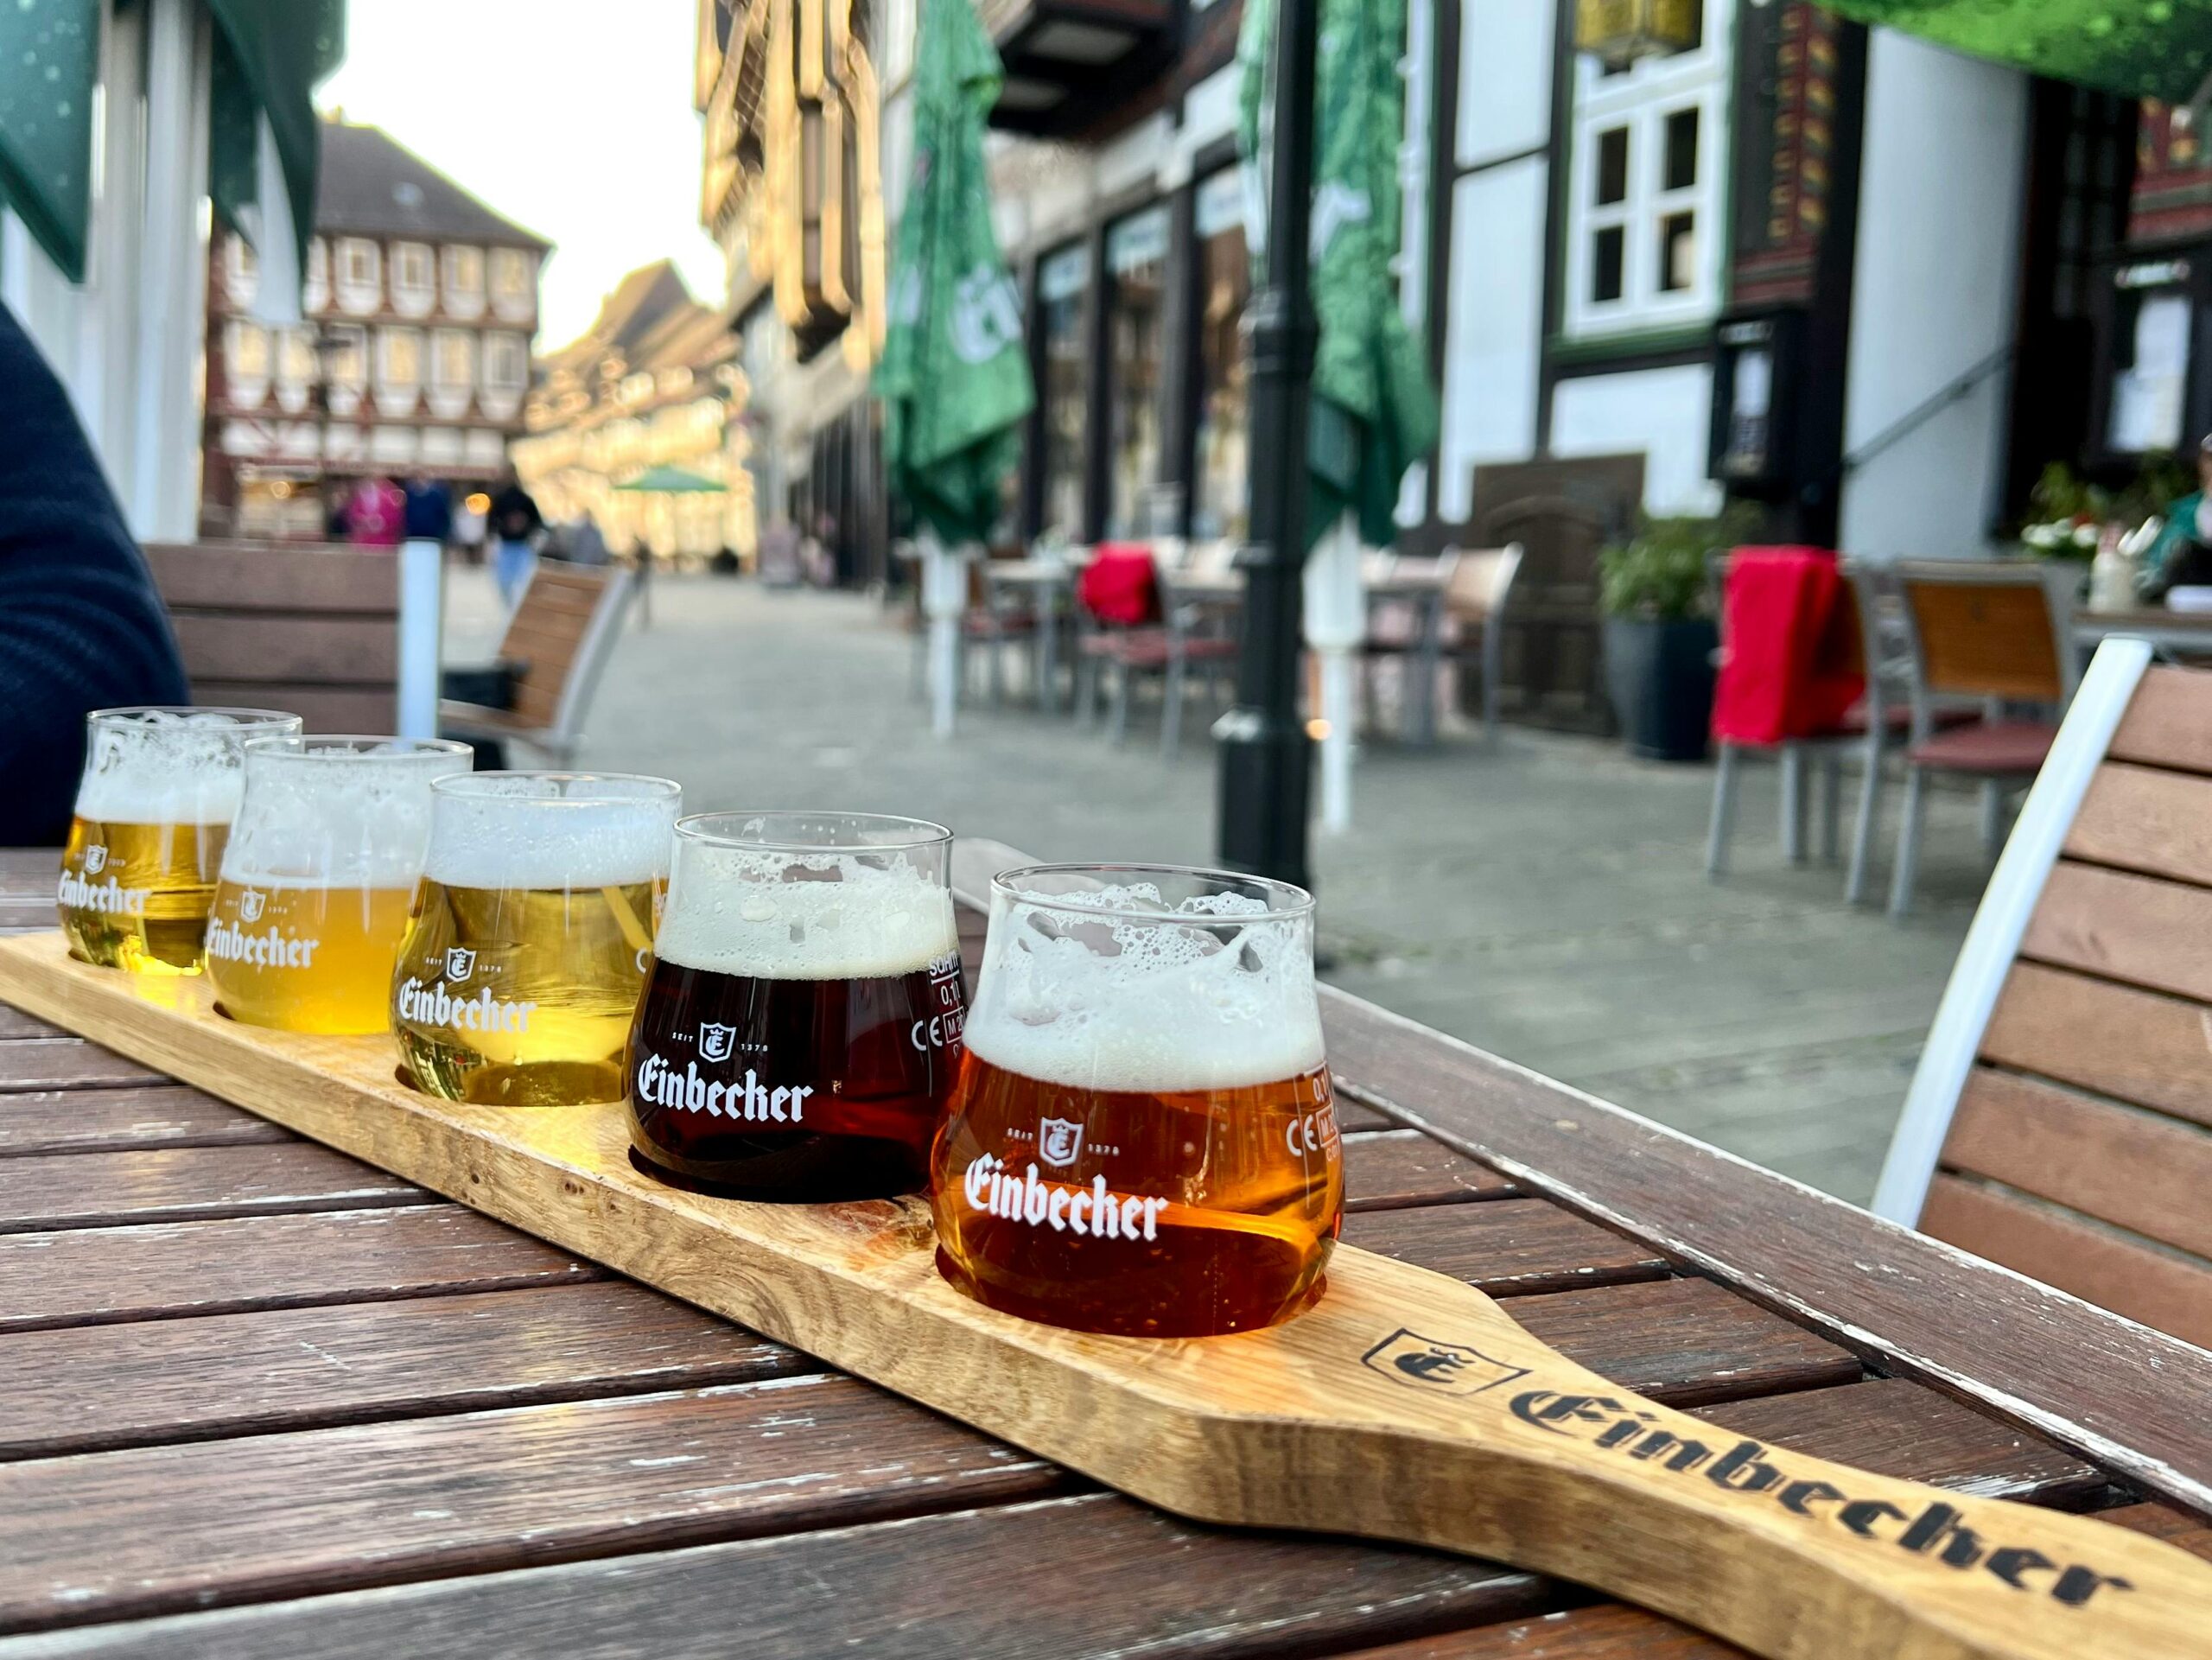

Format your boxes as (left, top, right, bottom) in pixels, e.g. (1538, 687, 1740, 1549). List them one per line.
(614, 465, 727, 493)
(1821, 1, 2212, 102)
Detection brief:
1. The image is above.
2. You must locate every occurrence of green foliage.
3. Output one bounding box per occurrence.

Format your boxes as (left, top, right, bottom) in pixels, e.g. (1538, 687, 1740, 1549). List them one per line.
(1599, 503, 1765, 621)
(2021, 455, 2196, 560)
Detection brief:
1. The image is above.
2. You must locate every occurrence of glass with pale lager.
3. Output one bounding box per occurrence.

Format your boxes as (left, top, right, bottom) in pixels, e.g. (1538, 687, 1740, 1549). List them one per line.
(204, 737, 472, 1034)
(932, 863, 1341, 1338)
(59, 707, 303, 973)
(626, 812, 966, 1199)
(393, 773, 681, 1106)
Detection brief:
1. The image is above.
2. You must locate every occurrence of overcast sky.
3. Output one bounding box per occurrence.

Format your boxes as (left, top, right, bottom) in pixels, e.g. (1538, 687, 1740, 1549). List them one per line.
(317, 0, 728, 347)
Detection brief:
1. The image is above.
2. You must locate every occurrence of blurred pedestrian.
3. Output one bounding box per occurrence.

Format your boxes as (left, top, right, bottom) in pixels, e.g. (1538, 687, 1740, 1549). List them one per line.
(564, 513, 609, 567)
(346, 475, 404, 547)
(487, 469, 544, 607)
(403, 474, 454, 547)
(453, 491, 488, 568)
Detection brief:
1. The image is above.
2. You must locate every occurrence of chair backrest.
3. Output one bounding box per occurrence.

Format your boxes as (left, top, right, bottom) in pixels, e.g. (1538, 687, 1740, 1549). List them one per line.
(1445, 544, 1522, 620)
(143, 540, 402, 730)
(1876, 639, 2212, 1348)
(494, 559, 634, 738)
(1890, 560, 2076, 707)
(1184, 537, 1239, 582)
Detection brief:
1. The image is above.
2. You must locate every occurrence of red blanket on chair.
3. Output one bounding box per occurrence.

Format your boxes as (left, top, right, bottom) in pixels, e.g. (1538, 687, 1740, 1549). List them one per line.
(1711, 546, 1865, 746)
(1077, 544, 1161, 626)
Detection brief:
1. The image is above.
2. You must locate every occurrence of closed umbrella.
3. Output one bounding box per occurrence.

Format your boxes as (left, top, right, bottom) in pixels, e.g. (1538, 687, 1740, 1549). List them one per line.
(875, 0, 1034, 738)
(1238, 0, 1438, 832)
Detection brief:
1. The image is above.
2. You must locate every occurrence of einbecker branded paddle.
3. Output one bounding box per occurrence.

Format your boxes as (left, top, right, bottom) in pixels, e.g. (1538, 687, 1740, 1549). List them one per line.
(0, 928, 2204, 1660)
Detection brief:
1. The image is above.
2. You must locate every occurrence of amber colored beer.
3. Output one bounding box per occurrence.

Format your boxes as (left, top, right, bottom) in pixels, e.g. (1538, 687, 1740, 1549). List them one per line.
(58, 816, 228, 973)
(204, 880, 418, 1034)
(932, 1053, 1341, 1337)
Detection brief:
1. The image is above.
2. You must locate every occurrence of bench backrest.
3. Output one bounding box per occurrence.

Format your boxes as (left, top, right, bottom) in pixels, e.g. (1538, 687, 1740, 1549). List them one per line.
(495, 560, 633, 736)
(1879, 640, 2212, 1348)
(143, 541, 400, 731)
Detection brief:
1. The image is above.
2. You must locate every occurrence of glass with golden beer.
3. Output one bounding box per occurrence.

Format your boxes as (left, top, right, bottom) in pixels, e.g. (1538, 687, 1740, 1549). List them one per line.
(393, 773, 681, 1106)
(932, 864, 1341, 1338)
(625, 812, 965, 1199)
(58, 707, 302, 973)
(205, 737, 472, 1034)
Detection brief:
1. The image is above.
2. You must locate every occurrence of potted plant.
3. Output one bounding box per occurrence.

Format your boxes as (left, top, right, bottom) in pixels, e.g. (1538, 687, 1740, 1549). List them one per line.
(1598, 506, 1756, 762)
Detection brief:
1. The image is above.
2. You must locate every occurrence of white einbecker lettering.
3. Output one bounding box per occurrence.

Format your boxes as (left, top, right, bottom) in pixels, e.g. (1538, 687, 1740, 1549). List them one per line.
(958, 1154, 1166, 1241)
(396, 977, 537, 1034)
(203, 917, 321, 967)
(633, 1052, 814, 1122)
(57, 868, 149, 916)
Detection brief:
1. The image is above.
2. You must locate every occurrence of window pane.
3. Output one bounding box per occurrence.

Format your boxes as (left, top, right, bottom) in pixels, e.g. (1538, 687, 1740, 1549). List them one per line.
(1592, 226, 1625, 304)
(1192, 185, 1250, 543)
(1039, 249, 1089, 539)
(1596, 128, 1629, 207)
(1104, 214, 1166, 538)
(1659, 211, 1696, 293)
(1664, 108, 1700, 193)
(2109, 290, 2192, 453)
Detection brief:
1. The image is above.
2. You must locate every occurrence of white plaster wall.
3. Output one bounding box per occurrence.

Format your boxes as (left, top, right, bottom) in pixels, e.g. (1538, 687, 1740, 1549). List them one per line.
(1839, 31, 2027, 560)
(1459, 0, 1554, 168)
(1551, 365, 1722, 515)
(1436, 156, 1546, 521)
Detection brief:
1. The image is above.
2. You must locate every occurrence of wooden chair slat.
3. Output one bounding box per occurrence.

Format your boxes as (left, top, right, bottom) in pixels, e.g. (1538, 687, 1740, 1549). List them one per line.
(2105, 664, 2212, 775)
(143, 543, 399, 614)
(0, 1144, 422, 1234)
(2021, 861, 2212, 1002)
(168, 615, 398, 685)
(1980, 962, 2212, 1131)
(1947, 1069, 2212, 1260)
(1917, 1174, 2212, 1349)
(1344, 1197, 1670, 1296)
(0, 1205, 597, 1332)
(2064, 761, 2212, 887)
(0, 1036, 163, 1092)
(0, 1086, 292, 1156)
(185, 684, 399, 731)
(1895, 569, 2065, 703)
(1342, 1129, 1518, 1210)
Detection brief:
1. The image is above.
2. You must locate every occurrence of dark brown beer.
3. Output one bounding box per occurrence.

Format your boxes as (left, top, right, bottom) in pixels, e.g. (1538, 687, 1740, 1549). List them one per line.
(931, 1051, 1342, 1337)
(626, 948, 966, 1199)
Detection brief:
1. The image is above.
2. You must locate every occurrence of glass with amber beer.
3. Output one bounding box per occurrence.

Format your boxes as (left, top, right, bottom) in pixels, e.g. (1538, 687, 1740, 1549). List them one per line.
(204, 737, 472, 1034)
(58, 707, 302, 973)
(932, 863, 1341, 1337)
(625, 811, 965, 1199)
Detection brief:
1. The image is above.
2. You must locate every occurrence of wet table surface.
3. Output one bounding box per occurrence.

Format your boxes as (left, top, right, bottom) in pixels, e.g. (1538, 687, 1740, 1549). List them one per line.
(0, 843, 2203, 1657)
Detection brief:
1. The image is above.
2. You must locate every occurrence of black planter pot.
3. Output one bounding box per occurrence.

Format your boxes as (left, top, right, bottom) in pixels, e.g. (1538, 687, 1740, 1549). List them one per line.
(1602, 615, 1718, 762)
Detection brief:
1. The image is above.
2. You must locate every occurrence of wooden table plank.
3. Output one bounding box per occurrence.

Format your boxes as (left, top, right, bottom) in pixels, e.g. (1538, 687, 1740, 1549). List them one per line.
(0, 1205, 600, 1332)
(0, 1144, 422, 1233)
(0, 1086, 293, 1156)
(2100, 1503, 2212, 1561)
(1343, 1129, 1517, 1211)
(0, 1376, 1071, 1634)
(0, 1008, 60, 1040)
(1334, 1606, 1745, 1659)
(0, 1284, 808, 1460)
(0, 1038, 165, 1093)
(1345, 1199, 1670, 1297)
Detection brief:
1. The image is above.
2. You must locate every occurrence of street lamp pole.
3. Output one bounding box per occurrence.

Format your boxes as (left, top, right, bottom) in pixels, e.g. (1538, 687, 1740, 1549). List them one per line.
(1217, 0, 1321, 889)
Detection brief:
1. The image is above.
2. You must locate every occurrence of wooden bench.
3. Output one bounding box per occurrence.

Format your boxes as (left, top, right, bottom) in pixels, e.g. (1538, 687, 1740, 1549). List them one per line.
(1877, 637, 2212, 1348)
(439, 560, 636, 767)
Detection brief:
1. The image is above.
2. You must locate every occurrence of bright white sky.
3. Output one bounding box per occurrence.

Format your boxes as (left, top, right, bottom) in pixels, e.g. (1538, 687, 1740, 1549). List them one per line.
(317, 0, 728, 348)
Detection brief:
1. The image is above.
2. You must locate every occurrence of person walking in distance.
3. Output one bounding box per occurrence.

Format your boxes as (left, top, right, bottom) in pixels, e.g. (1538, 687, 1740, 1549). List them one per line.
(488, 469, 544, 607)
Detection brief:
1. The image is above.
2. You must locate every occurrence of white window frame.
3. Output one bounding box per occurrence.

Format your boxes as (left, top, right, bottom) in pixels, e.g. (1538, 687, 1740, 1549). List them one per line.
(1563, 2, 1732, 340)
(377, 326, 423, 391)
(483, 331, 529, 392)
(324, 323, 368, 389)
(392, 242, 435, 315)
(431, 327, 477, 390)
(442, 245, 486, 314)
(226, 319, 270, 382)
(489, 248, 536, 321)
(336, 237, 383, 315)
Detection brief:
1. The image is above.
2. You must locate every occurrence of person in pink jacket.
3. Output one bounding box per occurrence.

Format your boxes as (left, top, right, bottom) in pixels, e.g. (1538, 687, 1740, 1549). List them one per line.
(346, 476, 405, 548)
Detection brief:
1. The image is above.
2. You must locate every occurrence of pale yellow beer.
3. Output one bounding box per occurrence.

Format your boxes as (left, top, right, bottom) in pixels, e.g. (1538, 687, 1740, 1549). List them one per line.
(393, 772, 679, 1107)
(57, 708, 301, 973)
(205, 736, 471, 1034)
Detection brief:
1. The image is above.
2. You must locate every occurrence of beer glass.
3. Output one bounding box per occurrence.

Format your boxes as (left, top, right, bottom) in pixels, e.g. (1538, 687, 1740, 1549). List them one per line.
(394, 773, 681, 1106)
(626, 811, 965, 1199)
(932, 864, 1342, 1338)
(58, 707, 303, 973)
(205, 737, 472, 1034)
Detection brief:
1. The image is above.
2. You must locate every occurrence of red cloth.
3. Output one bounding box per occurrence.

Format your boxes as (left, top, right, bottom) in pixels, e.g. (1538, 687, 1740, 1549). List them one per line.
(1710, 546, 1866, 746)
(1077, 543, 1161, 626)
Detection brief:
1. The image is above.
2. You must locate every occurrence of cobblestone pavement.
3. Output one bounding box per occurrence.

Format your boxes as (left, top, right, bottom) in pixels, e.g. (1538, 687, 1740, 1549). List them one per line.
(450, 568, 1986, 1205)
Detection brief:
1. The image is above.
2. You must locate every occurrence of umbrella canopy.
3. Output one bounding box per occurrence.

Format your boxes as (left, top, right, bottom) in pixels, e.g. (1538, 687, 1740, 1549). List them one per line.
(1236, 0, 1438, 550)
(614, 465, 728, 494)
(875, 0, 1033, 547)
(1820, 1, 2212, 102)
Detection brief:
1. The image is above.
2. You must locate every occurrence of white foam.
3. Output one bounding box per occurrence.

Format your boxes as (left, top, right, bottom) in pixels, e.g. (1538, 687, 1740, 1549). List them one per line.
(221, 742, 471, 887)
(653, 843, 956, 981)
(963, 882, 1324, 1093)
(425, 777, 679, 890)
(74, 711, 289, 826)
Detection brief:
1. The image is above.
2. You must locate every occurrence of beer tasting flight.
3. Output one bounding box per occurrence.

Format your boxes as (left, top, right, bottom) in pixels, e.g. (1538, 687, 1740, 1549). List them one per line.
(52, 707, 1344, 1337)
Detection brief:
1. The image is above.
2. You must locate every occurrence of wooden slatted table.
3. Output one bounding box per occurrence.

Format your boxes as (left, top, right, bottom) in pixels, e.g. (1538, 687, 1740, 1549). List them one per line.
(0, 843, 2205, 1657)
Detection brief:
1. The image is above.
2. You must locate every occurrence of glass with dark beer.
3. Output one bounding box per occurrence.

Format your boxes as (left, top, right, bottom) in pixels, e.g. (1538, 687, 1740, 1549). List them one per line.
(58, 707, 302, 973)
(625, 811, 965, 1199)
(931, 863, 1342, 1338)
(394, 773, 680, 1106)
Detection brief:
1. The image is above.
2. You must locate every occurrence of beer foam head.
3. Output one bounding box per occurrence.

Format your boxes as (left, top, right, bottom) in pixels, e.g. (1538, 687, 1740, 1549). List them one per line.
(963, 873, 1324, 1093)
(425, 774, 681, 890)
(74, 708, 302, 826)
(221, 737, 473, 887)
(654, 815, 955, 980)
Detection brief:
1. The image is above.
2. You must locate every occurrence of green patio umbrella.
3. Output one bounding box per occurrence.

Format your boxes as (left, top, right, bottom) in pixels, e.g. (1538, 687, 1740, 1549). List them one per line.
(615, 465, 728, 493)
(876, 0, 1034, 735)
(1820, 0, 2212, 101)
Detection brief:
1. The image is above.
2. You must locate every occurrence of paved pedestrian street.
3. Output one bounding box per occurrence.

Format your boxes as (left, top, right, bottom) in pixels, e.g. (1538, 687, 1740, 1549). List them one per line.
(451, 570, 1986, 1205)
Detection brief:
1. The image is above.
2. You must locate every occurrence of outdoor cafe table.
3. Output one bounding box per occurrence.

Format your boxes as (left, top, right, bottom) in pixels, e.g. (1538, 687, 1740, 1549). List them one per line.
(2075, 607, 2212, 658)
(0, 838, 2205, 1656)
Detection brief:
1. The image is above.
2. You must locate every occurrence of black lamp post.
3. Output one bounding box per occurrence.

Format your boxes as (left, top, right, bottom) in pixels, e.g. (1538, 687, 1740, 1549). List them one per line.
(1216, 0, 1319, 890)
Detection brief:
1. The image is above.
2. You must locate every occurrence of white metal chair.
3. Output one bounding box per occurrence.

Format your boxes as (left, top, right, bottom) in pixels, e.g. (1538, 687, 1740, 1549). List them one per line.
(440, 559, 637, 767)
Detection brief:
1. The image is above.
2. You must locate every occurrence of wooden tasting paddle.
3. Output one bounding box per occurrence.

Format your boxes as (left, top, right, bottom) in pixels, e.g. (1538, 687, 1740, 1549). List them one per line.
(0, 927, 2204, 1660)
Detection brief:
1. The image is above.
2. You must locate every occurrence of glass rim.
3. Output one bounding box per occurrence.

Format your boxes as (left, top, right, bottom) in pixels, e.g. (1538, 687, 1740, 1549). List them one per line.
(240, 735, 475, 763)
(674, 809, 953, 855)
(990, 861, 1317, 922)
(431, 770, 682, 806)
(88, 705, 302, 730)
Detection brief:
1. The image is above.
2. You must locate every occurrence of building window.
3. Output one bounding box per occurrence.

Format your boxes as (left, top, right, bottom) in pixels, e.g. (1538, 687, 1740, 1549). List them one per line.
(1192, 169, 1251, 543)
(490, 248, 535, 317)
(1104, 205, 1169, 538)
(1037, 242, 1090, 540)
(324, 323, 367, 387)
(483, 331, 530, 391)
(226, 321, 270, 381)
(1565, 0, 1729, 336)
(432, 328, 477, 389)
(304, 239, 329, 312)
(340, 238, 379, 289)
(443, 245, 484, 302)
(277, 328, 317, 385)
(224, 236, 258, 306)
(2108, 287, 2193, 455)
(378, 327, 423, 389)
(394, 242, 434, 302)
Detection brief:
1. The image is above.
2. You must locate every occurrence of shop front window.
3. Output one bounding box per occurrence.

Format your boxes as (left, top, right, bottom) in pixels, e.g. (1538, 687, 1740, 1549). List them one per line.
(1192, 171, 1252, 543)
(1037, 242, 1090, 541)
(2109, 284, 2193, 455)
(1104, 206, 1169, 537)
